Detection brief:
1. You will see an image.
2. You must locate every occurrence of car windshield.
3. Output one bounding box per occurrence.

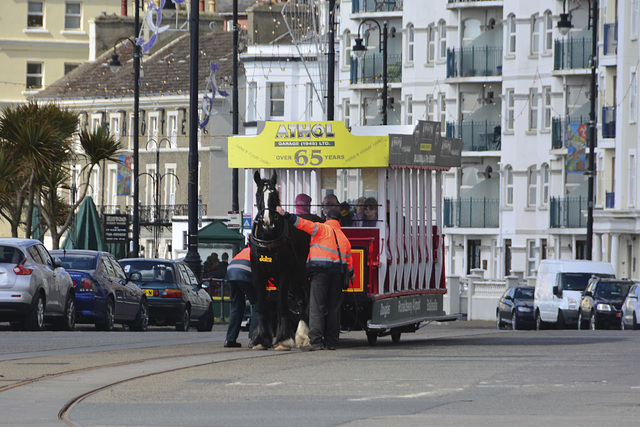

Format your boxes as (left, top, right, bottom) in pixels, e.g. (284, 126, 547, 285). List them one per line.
(57, 254, 97, 271)
(595, 282, 633, 299)
(0, 246, 24, 264)
(560, 273, 610, 292)
(514, 288, 534, 300)
(121, 261, 175, 283)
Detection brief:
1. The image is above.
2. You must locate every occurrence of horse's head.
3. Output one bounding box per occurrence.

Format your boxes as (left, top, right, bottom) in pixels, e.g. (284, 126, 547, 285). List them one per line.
(254, 171, 281, 232)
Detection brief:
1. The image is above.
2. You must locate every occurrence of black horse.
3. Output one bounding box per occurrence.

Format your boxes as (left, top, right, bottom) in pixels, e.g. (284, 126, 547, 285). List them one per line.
(250, 171, 310, 350)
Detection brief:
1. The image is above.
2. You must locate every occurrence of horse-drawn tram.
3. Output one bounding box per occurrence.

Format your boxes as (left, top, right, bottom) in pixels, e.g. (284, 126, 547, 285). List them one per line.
(229, 120, 462, 345)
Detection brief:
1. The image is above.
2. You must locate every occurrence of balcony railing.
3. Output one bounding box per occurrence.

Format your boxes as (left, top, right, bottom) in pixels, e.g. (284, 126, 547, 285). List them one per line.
(350, 54, 402, 84)
(603, 23, 617, 55)
(448, 0, 501, 3)
(602, 106, 616, 138)
(554, 37, 592, 70)
(100, 204, 207, 226)
(550, 197, 587, 228)
(352, 0, 403, 13)
(444, 197, 499, 228)
(446, 46, 502, 78)
(446, 121, 501, 151)
(551, 116, 588, 149)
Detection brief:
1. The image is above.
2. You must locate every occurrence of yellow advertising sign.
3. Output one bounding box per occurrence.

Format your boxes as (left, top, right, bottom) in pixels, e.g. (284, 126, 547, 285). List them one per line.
(228, 121, 389, 168)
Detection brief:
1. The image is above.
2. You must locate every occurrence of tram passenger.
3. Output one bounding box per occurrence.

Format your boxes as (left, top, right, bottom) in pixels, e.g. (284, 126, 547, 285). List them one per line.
(295, 193, 324, 223)
(224, 246, 259, 348)
(322, 194, 354, 226)
(362, 197, 379, 227)
(352, 197, 366, 227)
(276, 205, 353, 351)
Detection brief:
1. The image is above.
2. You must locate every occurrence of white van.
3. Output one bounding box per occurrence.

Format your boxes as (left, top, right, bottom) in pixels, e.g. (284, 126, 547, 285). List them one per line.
(534, 260, 615, 329)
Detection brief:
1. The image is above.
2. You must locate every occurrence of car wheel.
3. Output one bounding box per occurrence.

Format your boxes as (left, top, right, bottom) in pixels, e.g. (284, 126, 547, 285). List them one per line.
(175, 306, 190, 332)
(56, 293, 76, 331)
(496, 312, 503, 329)
(535, 311, 545, 331)
(512, 312, 518, 331)
(556, 310, 565, 330)
(621, 318, 626, 330)
(589, 312, 597, 330)
(196, 304, 214, 332)
(96, 298, 115, 331)
(634, 313, 639, 331)
(25, 294, 46, 331)
(129, 299, 149, 332)
(391, 332, 401, 343)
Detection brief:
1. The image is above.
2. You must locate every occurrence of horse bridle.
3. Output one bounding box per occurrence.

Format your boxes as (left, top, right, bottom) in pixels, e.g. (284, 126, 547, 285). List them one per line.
(255, 181, 279, 231)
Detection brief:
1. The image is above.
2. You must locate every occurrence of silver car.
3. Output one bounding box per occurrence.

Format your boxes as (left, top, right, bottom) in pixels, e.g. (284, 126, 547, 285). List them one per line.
(622, 283, 640, 330)
(0, 238, 76, 331)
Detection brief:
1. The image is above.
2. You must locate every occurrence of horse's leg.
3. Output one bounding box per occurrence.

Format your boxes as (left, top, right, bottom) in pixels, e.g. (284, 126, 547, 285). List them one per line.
(251, 277, 273, 350)
(273, 275, 295, 350)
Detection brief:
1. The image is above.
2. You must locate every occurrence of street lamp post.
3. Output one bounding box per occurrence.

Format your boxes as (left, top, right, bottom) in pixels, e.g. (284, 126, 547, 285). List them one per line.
(108, 0, 141, 258)
(559, 0, 598, 260)
(352, 19, 388, 125)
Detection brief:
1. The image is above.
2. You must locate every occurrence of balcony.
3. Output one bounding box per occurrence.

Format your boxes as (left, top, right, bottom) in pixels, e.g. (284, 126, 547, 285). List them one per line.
(446, 121, 501, 151)
(550, 197, 587, 228)
(602, 106, 616, 138)
(352, 0, 403, 13)
(447, 0, 503, 5)
(446, 46, 502, 78)
(551, 116, 588, 149)
(554, 37, 592, 70)
(603, 23, 617, 55)
(350, 54, 402, 84)
(444, 197, 499, 228)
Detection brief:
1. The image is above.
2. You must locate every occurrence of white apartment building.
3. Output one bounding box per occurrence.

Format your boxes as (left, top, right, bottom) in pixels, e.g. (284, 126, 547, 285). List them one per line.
(242, 0, 639, 281)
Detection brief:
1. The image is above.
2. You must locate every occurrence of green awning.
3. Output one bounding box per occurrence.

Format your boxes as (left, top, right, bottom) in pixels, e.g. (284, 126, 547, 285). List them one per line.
(198, 220, 245, 245)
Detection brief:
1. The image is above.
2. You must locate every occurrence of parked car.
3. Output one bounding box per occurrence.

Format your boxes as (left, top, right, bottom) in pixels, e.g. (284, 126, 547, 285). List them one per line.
(0, 238, 76, 331)
(534, 260, 615, 330)
(50, 250, 148, 331)
(119, 258, 214, 332)
(497, 286, 535, 330)
(577, 278, 634, 330)
(622, 283, 640, 330)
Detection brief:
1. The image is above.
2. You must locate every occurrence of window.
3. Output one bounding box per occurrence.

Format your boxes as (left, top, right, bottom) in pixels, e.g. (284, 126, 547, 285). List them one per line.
(544, 11, 553, 52)
(407, 24, 415, 63)
(506, 89, 515, 131)
(305, 83, 314, 120)
(148, 114, 158, 140)
(247, 82, 257, 122)
(165, 166, 177, 206)
(527, 165, 537, 207)
(65, 2, 81, 30)
(530, 14, 539, 55)
(27, 1, 44, 28)
(91, 115, 102, 132)
(508, 14, 516, 54)
(108, 166, 117, 206)
(167, 113, 178, 146)
(343, 100, 351, 128)
(406, 96, 413, 125)
(631, 69, 638, 123)
(26, 62, 43, 89)
(633, 0, 639, 40)
(439, 93, 446, 129)
(543, 86, 552, 129)
(426, 95, 435, 121)
(541, 163, 549, 205)
(64, 63, 79, 75)
(268, 82, 285, 118)
(527, 240, 536, 277)
(467, 239, 481, 274)
(529, 88, 538, 131)
(504, 239, 512, 277)
(427, 25, 435, 64)
(344, 30, 351, 68)
(438, 20, 447, 59)
(541, 238, 548, 260)
(505, 165, 513, 206)
(630, 152, 637, 208)
(110, 115, 120, 140)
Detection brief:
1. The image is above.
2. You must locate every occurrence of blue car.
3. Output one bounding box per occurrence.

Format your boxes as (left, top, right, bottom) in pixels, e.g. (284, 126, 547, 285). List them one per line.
(119, 258, 214, 332)
(497, 286, 535, 330)
(50, 250, 148, 331)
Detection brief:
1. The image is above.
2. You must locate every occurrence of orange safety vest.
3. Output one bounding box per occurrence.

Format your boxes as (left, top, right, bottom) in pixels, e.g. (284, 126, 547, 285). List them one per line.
(292, 216, 354, 275)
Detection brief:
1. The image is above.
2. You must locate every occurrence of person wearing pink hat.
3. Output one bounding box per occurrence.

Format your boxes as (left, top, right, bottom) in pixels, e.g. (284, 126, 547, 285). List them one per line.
(295, 193, 323, 222)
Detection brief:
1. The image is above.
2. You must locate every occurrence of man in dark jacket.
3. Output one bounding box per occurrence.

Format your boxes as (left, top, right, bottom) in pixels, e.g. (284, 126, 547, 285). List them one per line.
(276, 205, 353, 350)
(224, 247, 258, 348)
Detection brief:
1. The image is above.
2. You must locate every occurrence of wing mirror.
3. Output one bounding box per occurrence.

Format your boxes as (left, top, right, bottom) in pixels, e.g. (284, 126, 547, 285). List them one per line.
(553, 285, 562, 297)
(53, 257, 62, 268)
(129, 271, 142, 281)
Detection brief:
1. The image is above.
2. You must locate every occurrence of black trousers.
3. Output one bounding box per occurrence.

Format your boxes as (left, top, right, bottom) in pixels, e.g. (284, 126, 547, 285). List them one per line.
(308, 268, 343, 347)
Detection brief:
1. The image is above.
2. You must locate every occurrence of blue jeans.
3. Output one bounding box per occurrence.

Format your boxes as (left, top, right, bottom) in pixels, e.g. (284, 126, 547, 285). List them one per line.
(225, 280, 259, 343)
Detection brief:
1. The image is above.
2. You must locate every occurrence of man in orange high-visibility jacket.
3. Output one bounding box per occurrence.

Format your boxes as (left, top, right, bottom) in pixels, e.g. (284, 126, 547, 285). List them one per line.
(276, 205, 353, 351)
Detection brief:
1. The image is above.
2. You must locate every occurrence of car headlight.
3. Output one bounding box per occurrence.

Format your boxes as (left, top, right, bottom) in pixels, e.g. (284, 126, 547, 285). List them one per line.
(596, 303, 612, 312)
(517, 306, 532, 313)
(568, 298, 578, 310)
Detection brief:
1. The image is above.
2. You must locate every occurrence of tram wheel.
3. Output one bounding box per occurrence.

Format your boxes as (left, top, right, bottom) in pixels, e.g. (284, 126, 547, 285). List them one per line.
(366, 331, 378, 346)
(391, 332, 401, 343)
